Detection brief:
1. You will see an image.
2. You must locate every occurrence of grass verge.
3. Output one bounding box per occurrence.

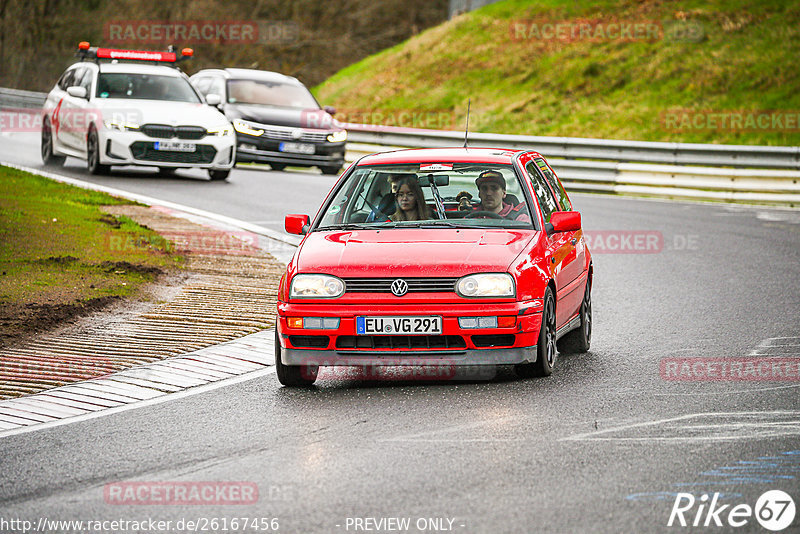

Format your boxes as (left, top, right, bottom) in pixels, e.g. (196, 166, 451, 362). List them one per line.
(315, 0, 800, 146)
(0, 165, 184, 346)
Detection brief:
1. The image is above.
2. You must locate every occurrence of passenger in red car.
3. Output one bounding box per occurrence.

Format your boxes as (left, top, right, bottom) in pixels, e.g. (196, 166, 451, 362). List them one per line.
(475, 170, 530, 222)
(390, 176, 431, 221)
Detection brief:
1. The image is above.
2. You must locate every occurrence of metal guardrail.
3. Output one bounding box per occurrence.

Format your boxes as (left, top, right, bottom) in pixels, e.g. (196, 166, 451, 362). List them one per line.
(2, 87, 797, 206)
(0, 87, 47, 109)
(344, 124, 800, 170)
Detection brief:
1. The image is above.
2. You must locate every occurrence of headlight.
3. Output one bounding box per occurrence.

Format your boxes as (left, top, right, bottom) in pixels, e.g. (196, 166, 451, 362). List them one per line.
(326, 130, 347, 143)
(103, 120, 139, 132)
(207, 123, 234, 137)
(290, 274, 345, 299)
(233, 119, 264, 136)
(456, 273, 515, 298)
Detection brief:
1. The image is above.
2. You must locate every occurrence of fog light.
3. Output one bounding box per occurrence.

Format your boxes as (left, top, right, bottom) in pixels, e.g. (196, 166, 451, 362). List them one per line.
(458, 316, 498, 329)
(303, 317, 340, 329)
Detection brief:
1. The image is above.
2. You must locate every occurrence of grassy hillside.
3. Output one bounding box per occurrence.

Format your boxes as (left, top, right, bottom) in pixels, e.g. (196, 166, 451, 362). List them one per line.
(316, 0, 800, 146)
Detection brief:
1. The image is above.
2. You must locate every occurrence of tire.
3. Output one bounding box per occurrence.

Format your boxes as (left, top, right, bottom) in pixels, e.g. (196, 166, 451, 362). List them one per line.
(275, 328, 318, 387)
(209, 169, 230, 181)
(557, 278, 592, 354)
(270, 163, 286, 171)
(321, 165, 341, 176)
(87, 127, 110, 175)
(515, 287, 556, 378)
(41, 119, 66, 166)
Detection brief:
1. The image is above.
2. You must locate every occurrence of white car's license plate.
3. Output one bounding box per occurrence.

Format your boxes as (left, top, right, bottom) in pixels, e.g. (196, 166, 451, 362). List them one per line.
(154, 141, 196, 152)
(356, 316, 442, 335)
(279, 142, 315, 154)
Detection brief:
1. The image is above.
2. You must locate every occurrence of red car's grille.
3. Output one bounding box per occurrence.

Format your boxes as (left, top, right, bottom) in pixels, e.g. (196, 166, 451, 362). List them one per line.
(343, 277, 457, 293)
(335, 335, 466, 350)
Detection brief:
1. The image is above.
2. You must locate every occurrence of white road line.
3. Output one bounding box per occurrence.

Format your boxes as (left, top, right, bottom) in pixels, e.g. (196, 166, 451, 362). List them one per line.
(561, 411, 800, 442)
(0, 367, 276, 439)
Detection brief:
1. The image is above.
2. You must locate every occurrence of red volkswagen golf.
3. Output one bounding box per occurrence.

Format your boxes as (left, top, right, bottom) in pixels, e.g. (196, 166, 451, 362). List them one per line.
(276, 147, 592, 386)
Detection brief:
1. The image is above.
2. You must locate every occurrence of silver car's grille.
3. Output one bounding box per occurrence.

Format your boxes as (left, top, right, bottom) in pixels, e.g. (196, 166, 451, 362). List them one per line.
(344, 278, 457, 293)
(260, 126, 328, 143)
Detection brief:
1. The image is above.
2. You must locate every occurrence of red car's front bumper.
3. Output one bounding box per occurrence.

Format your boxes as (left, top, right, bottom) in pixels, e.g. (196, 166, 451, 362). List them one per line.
(276, 300, 543, 366)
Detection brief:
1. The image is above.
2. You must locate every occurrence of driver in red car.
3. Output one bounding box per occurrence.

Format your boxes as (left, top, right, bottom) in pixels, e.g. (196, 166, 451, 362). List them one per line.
(475, 170, 530, 222)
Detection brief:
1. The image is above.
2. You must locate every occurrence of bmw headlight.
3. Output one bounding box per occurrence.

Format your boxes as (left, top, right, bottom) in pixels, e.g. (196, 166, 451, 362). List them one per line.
(326, 130, 347, 143)
(233, 119, 264, 136)
(456, 273, 515, 298)
(103, 120, 139, 132)
(208, 123, 234, 137)
(290, 274, 345, 299)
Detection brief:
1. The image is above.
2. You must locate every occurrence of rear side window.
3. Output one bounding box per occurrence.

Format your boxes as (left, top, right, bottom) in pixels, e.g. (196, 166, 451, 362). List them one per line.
(534, 157, 571, 211)
(526, 162, 558, 223)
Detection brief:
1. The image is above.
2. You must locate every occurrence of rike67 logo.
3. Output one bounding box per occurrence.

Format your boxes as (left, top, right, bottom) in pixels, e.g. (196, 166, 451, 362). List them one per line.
(668, 490, 796, 531)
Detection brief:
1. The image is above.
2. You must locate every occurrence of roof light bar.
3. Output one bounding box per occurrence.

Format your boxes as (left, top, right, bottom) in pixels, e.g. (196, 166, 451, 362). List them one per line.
(75, 42, 193, 65)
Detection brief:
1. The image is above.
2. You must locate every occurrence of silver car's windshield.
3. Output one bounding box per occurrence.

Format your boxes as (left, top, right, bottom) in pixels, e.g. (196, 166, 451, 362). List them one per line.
(316, 163, 534, 230)
(227, 79, 319, 109)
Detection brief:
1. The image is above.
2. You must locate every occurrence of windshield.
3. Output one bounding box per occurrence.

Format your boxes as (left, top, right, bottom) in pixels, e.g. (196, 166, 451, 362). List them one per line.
(227, 79, 319, 109)
(316, 163, 535, 231)
(96, 73, 201, 103)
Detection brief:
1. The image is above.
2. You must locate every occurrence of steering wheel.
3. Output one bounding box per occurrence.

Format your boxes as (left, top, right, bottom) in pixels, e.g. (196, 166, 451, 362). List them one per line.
(464, 210, 504, 219)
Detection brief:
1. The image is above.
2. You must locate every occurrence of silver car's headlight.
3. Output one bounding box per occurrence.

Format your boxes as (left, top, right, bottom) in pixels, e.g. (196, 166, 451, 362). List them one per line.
(207, 123, 234, 137)
(456, 273, 515, 298)
(290, 274, 345, 298)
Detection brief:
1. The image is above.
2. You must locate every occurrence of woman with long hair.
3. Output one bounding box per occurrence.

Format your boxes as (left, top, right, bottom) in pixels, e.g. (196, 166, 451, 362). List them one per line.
(390, 175, 431, 221)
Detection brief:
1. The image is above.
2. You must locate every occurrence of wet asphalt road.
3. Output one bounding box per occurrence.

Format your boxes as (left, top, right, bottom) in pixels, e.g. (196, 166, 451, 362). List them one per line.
(1, 130, 800, 533)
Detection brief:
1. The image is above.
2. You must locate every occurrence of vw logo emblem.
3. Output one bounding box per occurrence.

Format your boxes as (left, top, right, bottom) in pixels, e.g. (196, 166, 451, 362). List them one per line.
(291, 128, 303, 140)
(390, 279, 408, 297)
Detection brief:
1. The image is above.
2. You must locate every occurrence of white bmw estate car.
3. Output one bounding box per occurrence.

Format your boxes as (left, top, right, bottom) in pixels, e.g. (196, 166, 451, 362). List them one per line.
(41, 43, 235, 180)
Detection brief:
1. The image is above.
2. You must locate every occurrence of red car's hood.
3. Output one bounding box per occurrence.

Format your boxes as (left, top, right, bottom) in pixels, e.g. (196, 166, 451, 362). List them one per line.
(295, 229, 535, 277)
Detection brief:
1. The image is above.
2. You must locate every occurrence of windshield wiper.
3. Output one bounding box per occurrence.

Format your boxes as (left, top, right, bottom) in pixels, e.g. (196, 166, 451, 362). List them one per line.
(316, 223, 392, 231)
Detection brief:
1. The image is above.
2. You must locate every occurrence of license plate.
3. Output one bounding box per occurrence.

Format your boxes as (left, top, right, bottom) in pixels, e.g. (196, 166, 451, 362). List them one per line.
(154, 141, 196, 152)
(279, 142, 315, 154)
(357, 316, 442, 335)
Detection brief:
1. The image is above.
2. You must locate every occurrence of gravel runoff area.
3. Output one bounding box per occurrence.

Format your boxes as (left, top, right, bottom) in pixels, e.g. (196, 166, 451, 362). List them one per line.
(0, 204, 285, 400)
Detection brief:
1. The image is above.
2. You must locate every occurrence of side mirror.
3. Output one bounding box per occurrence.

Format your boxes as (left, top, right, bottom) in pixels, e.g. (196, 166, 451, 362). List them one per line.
(548, 211, 581, 234)
(66, 86, 87, 99)
(323, 105, 336, 116)
(205, 94, 221, 106)
(285, 214, 310, 235)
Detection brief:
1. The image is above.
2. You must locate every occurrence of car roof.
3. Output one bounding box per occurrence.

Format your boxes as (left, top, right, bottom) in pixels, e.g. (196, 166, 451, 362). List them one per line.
(195, 68, 301, 85)
(94, 62, 184, 76)
(357, 147, 540, 166)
